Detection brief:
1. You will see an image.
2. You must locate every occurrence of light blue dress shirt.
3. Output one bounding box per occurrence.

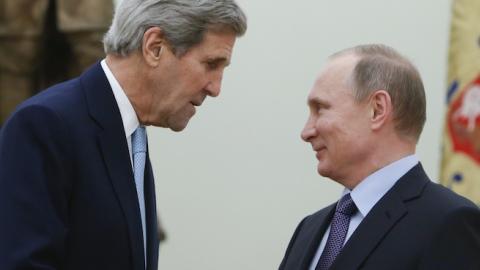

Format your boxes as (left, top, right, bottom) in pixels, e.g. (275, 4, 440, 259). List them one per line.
(309, 154, 419, 270)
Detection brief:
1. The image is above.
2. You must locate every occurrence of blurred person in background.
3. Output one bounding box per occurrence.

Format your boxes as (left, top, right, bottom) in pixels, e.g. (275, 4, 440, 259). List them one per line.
(0, 0, 113, 125)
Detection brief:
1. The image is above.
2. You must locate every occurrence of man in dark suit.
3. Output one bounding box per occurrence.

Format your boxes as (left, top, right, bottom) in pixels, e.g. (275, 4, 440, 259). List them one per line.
(0, 0, 247, 269)
(279, 44, 480, 270)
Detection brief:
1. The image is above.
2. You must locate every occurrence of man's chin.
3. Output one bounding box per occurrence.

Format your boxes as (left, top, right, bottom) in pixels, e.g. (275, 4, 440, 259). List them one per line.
(169, 124, 188, 132)
(168, 118, 192, 132)
(167, 107, 197, 132)
(317, 164, 331, 178)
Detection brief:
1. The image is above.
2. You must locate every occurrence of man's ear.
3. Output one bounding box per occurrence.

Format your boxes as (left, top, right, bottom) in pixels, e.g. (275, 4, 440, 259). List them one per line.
(142, 27, 166, 67)
(369, 90, 392, 131)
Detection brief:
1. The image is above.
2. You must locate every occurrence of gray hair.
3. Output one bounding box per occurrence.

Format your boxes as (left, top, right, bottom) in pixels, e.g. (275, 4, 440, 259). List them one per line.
(332, 44, 426, 141)
(103, 0, 247, 56)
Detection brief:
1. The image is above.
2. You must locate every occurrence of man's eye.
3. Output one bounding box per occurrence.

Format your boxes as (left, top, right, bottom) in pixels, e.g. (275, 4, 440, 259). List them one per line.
(316, 102, 330, 112)
(207, 61, 219, 69)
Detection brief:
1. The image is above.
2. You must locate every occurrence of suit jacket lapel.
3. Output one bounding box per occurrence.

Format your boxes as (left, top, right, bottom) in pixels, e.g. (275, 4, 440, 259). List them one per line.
(82, 63, 145, 270)
(330, 164, 429, 270)
(299, 204, 336, 270)
(330, 191, 407, 270)
(144, 154, 159, 270)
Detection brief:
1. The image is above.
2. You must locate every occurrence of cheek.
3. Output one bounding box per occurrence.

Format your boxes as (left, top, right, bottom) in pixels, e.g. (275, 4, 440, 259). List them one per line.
(315, 118, 336, 137)
(182, 63, 206, 85)
(180, 75, 206, 97)
(322, 123, 351, 153)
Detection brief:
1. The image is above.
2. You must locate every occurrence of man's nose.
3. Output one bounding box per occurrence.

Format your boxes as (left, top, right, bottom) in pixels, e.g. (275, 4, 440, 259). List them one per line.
(301, 118, 317, 142)
(205, 73, 223, 97)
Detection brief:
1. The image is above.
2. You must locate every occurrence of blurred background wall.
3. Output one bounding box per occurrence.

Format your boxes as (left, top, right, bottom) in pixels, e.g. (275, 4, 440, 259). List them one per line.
(142, 0, 453, 269)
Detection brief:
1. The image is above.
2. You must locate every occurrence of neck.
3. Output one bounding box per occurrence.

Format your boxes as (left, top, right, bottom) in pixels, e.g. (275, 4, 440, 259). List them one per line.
(105, 54, 151, 125)
(341, 134, 416, 190)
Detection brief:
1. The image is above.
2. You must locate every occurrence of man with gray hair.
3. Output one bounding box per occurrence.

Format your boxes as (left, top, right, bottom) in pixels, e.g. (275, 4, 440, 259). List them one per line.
(0, 0, 246, 269)
(279, 44, 480, 270)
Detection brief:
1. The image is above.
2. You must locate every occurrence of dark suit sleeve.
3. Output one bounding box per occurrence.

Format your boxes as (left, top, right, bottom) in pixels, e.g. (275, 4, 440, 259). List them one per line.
(0, 105, 73, 269)
(279, 216, 308, 270)
(418, 206, 480, 270)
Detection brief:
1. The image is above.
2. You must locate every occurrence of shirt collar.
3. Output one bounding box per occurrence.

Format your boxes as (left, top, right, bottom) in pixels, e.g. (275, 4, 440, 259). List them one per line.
(101, 59, 139, 137)
(342, 154, 419, 217)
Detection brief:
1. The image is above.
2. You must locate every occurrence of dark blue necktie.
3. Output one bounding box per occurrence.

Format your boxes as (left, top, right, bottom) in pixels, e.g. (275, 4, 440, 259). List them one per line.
(316, 193, 358, 270)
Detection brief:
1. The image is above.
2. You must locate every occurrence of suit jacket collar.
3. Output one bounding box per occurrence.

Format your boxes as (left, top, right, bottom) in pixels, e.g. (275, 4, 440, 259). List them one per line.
(329, 163, 430, 270)
(81, 63, 158, 270)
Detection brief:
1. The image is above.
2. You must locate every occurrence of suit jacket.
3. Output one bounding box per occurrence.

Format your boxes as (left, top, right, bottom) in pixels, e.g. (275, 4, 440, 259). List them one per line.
(0, 63, 159, 270)
(279, 164, 480, 270)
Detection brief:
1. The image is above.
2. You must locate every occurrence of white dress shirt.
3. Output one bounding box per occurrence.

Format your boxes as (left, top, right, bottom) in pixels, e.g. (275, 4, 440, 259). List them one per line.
(101, 59, 148, 267)
(100, 59, 140, 168)
(309, 154, 419, 270)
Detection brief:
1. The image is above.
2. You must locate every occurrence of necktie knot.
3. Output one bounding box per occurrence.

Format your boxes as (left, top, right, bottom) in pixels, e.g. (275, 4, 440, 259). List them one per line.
(132, 126, 147, 154)
(336, 193, 357, 216)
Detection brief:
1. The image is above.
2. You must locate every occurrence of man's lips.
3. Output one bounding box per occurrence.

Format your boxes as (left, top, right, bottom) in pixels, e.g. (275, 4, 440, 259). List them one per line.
(314, 147, 326, 159)
(313, 146, 326, 152)
(191, 99, 205, 107)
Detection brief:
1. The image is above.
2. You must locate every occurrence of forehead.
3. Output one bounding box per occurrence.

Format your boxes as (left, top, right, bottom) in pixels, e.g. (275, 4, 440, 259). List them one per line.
(308, 54, 358, 102)
(183, 30, 237, 61)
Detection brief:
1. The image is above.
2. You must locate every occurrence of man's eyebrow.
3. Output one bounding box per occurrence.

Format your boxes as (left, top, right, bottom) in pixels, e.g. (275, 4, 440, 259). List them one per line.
(207, 56, 231, 67)
(308, 97, 328, 107)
